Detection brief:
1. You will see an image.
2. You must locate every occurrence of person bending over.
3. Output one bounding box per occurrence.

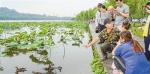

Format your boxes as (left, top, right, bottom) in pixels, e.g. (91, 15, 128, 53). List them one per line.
(84, 18, 120, 61)
(112, 31, 150, 74)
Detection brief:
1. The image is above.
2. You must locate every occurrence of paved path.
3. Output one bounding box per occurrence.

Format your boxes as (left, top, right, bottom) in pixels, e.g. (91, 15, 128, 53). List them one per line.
(89, 23, 145, 74)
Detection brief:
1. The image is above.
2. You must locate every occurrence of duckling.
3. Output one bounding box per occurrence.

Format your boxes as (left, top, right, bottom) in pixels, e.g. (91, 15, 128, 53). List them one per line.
(15, 66, 27, 72)
(44, 67, 54, 72)
(48, 66, 62, 72)
(15, 71, 18, 74)
(57, 66, 62, 72)
(48, 67, 54, 72)
(32, 71, 42, 74)
(44, 65, 54, 72)
(44, 65, 62, 72)
(44, 64, 51, 70)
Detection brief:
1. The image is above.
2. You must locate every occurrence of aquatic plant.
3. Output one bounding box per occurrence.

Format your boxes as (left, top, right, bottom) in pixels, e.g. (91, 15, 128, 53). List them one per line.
(90, 45, 107, 74)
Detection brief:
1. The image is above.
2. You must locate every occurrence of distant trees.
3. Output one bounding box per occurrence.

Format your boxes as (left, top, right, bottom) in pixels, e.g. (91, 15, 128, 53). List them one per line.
(76, 7, 97, 21)
(76, 0, 149, 22)
(0, 7, 72, 20)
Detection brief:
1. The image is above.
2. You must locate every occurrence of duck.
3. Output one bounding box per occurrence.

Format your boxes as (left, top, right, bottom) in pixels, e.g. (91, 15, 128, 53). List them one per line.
(15, 71, 18, 74)
(44, 65, 54, 72)
(48, 67, 54, 72)
(43, 65, 62, 72)
(15, 66, 27, 72)
(44, 65, 59, 72)
(57, 66, 62, 72)
(47, 66, 62, 72)
(32, 71, 42, 74)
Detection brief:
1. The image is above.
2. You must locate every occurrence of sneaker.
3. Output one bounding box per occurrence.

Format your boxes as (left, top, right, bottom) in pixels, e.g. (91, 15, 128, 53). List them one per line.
(113, 68, 120, 74)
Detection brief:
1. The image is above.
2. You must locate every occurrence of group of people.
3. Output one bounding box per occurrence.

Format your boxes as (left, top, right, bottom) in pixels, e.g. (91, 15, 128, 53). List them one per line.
(84, 0, 150, 74)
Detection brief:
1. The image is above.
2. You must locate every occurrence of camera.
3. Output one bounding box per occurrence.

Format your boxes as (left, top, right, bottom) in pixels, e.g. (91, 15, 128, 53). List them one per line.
(95, 29, 99, 33)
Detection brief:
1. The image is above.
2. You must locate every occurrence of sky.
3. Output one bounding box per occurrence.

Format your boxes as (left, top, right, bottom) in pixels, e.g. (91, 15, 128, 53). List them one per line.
(0, 0, 105, 17)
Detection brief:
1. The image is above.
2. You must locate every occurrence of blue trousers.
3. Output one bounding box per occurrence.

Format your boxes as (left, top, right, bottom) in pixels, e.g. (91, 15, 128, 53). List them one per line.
(144, 33, 150, 61)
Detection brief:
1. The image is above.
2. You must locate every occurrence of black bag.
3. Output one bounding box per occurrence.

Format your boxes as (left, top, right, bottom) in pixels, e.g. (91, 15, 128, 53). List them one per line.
(114, 55, 126, 73)
(95, 29, 99, 33)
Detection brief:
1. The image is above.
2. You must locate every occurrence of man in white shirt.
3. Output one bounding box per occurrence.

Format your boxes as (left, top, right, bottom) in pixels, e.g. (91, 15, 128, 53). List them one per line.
(95, 3, 103, 30)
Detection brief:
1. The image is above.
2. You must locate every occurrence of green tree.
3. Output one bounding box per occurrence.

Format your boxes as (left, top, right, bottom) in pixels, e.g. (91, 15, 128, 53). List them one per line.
(76, 0, 149, 22)
(104, 0, 148, 22)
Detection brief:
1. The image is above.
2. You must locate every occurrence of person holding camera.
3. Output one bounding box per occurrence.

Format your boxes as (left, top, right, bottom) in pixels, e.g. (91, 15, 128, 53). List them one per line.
(114, 0, 130, 31)
(84, 18, 120, 61)
(95, 3, 103, 31)
(95, 4, 111, 44)
(95, 3, 104, 44)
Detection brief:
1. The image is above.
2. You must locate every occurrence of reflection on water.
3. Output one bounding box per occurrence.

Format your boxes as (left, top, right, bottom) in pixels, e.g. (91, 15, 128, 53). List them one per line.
(0, 26, 93, 74)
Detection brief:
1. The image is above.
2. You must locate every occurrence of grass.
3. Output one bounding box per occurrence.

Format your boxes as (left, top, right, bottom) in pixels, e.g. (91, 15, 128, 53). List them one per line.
(130, 23, 144, 38)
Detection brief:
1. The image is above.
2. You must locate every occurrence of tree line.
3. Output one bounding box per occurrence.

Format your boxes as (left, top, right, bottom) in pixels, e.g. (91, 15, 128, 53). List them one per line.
(0, 7, 72, 20)
(76, 0, 149, 22)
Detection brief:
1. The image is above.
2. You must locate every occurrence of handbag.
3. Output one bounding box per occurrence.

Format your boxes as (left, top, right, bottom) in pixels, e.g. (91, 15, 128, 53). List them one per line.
(113, 56, 126, 73)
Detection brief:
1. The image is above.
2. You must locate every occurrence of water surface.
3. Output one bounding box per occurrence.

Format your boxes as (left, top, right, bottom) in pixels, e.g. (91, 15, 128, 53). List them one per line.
(0, 26, 94, 74)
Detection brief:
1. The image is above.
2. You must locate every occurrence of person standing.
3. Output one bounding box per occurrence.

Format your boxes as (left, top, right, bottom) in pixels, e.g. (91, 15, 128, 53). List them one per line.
(95, 4, 111, 44)
(95, 3, 103, 30)
(99, 5, 111, 31)
(143, 2, 150, 61)
(108, 6, 115, 21)
(114, 0, 129, 31)
(95, 3, 103, 44)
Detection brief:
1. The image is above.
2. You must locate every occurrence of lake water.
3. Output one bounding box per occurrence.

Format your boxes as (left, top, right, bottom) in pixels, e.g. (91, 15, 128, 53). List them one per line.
(0, 22, 94, 74)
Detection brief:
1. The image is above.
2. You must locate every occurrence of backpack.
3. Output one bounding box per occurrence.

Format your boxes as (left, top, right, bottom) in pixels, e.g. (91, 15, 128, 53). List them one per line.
(113, 56, 126, 73)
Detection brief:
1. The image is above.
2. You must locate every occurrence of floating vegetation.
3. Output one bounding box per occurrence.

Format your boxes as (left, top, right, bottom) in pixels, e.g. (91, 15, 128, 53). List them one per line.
(0, 21, 89, 72)
(0, 21, 107, 74)
(90, 45, 107, 74)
